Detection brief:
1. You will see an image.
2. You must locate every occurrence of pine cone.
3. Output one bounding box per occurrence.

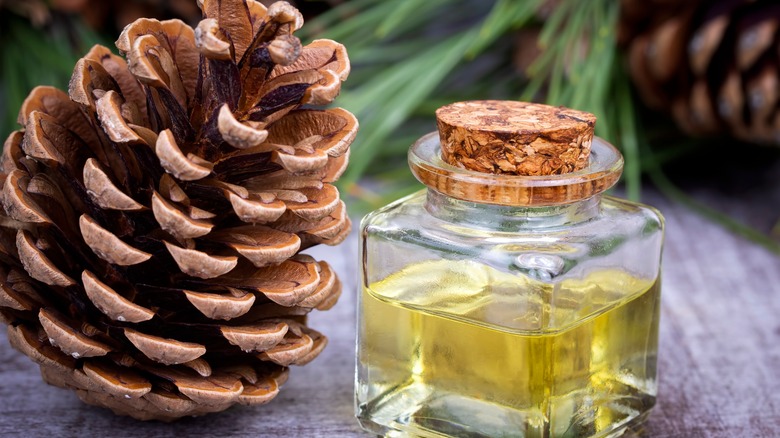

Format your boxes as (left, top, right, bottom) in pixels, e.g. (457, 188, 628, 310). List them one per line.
(0, 0, 203, 29)
(0, 0, 356, 421)
(621, 0, 780, 145)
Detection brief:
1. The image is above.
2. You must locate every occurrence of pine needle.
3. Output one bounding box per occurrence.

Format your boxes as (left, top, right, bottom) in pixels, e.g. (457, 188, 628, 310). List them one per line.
(339, 29, 479, 188)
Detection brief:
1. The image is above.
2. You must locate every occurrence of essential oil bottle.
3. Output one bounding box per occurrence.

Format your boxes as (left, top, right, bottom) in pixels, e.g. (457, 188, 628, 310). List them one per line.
(356, 101, 664, 438)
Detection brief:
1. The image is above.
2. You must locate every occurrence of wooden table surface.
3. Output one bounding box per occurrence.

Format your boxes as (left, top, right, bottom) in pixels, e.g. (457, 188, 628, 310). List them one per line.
(0, 187, 778, 437)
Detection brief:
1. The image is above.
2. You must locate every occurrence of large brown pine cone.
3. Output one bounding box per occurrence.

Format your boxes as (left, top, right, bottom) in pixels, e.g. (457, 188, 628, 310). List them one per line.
(621, 0, 780, 145)
(0, 0, 356, 421)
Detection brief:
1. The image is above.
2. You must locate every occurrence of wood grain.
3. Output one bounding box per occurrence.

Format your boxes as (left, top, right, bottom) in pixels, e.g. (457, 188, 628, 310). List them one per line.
(0, 188, 778, 437)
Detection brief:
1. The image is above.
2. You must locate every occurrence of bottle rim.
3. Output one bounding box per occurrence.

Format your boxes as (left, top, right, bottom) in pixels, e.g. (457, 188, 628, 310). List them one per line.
(408, 132, 623, 206)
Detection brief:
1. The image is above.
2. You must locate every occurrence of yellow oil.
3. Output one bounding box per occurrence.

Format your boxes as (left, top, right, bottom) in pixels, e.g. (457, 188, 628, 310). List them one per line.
(357, 260, 660, 438)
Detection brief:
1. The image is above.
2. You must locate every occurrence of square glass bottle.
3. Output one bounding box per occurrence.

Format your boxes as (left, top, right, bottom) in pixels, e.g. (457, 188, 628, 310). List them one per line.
(356, 101, 664, 438)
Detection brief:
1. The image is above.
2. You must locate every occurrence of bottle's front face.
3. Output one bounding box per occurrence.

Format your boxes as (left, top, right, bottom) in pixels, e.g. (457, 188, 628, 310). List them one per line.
(357, 190, 664, 438)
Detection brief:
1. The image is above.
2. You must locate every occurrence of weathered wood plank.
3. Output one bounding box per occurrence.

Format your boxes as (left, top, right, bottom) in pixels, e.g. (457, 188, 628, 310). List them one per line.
(0, 189, 778, 437)
(639, 191, 780, 438)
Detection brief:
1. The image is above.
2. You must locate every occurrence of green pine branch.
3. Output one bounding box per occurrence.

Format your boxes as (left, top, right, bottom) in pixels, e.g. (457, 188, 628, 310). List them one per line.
(301, 0, 635, 208)
(0, 12, 107, 138)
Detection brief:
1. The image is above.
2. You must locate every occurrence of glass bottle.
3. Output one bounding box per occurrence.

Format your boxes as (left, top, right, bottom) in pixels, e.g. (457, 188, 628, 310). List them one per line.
(356, 101, 665, 438)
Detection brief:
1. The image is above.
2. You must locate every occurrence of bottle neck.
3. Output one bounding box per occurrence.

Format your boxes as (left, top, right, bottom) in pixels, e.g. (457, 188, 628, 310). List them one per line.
(424, 189, 601, 230)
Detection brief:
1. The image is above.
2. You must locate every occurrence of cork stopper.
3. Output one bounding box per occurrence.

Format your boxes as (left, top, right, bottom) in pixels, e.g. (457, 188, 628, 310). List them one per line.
(436, 100, 597, 175)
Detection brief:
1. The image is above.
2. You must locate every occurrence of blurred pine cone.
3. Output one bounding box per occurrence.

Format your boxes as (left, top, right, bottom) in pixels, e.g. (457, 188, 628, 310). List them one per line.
(0, 0, 355, 421)
(0, 0, 202, 29)
(78, 0, 203, 30)
(621, 0, 780, 145)
(1, 0, 338, 31)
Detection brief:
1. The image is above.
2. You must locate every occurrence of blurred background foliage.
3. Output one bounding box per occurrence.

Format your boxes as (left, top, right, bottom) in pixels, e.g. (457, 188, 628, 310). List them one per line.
(0, 0, 778, 252)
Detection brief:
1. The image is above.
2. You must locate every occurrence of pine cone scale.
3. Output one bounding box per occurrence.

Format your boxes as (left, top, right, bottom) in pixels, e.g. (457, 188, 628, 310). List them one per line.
(82, 270, 156, 322)
(38, 307, 113, 358)
(201, 0, 257, 61)
(187, 289, 255, 320)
